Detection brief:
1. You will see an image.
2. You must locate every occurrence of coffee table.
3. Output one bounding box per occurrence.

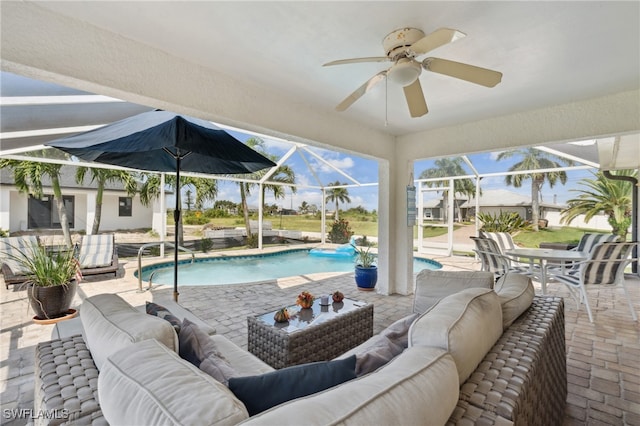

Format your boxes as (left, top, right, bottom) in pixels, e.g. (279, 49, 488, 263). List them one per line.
(247, 298, 373, 369)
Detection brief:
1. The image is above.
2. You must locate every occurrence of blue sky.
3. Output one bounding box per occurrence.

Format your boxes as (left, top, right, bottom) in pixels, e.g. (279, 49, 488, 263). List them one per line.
(196, 127, 597, 213)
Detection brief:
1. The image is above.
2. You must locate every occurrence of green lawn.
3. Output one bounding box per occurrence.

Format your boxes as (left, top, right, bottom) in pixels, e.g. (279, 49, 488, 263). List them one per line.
(513, 227, 607, 248)
(202, 215, 379, 238)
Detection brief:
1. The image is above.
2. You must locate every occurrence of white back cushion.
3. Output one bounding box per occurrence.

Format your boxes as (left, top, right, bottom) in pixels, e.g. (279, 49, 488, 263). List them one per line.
(495, 273, 535, 328)
(81, 294, 178, 370)
(409, 287, 503, 385)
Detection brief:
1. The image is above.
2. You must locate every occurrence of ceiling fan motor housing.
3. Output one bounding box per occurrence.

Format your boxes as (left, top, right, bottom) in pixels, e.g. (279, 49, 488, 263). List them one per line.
(382, 27, 426, 59)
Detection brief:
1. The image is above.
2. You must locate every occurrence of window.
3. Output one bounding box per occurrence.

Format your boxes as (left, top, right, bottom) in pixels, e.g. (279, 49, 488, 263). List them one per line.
(28, 195, 74, 229)
(119, 197, 132, 217)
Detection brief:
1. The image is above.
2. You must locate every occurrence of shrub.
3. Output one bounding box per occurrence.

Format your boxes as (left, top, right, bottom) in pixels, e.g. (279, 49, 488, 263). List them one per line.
(182, 211, 209, 225)
(198, 238, 213, 253)
(328, 219, 353, 244)
(477, 211, 530, 233)
(246, 233, 260, 248)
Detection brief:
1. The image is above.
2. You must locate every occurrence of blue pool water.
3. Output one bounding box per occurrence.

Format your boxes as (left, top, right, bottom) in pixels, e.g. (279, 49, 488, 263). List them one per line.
(138, 249, 442, 286)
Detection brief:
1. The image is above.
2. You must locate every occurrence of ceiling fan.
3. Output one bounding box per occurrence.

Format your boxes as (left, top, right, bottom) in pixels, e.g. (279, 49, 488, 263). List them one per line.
(324, 27, 503, 118)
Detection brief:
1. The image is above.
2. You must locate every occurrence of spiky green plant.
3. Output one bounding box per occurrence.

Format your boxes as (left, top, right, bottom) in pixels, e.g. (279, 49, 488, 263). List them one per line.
(352, 244, 376, 268)
(9, 244, 80, 287)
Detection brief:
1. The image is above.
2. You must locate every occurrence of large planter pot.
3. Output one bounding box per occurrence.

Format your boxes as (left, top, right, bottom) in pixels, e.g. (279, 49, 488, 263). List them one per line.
(355, 266, 378, 291)
(28, 280, 77, 320)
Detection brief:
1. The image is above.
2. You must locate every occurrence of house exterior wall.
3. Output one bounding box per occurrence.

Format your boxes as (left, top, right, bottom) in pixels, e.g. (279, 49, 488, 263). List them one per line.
(97, 193, 152, 231)
(544, 211, 612, 231)
(0, 186, 153, 234)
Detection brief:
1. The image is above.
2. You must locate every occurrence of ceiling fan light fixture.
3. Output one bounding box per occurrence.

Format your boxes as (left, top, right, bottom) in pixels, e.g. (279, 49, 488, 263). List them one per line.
(387, 59, 421, 86)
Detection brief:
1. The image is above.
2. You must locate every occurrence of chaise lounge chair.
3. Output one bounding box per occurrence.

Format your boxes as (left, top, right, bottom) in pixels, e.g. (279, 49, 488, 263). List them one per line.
(77, 234, 119, 278)
(0, 235, 40, 288)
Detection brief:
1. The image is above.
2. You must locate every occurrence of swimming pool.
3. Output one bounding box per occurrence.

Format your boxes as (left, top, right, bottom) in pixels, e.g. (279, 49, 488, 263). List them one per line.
(137, 249, 442, 286)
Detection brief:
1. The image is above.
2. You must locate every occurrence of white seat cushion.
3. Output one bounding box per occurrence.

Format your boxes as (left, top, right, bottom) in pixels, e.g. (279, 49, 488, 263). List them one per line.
(241, 347, 459, 426)
(409, 287, 503, 385)
(99, 339, 249, 426)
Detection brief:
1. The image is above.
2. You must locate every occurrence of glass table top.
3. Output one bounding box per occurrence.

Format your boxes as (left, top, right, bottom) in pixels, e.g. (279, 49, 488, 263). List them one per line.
(256, 298, 368, 333)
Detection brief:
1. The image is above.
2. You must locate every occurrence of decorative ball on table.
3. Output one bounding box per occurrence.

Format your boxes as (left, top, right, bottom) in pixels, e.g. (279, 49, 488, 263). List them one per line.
(273, 308, 290, 323)
(332, 291, 344, 303)
(296, 291, 315, 309)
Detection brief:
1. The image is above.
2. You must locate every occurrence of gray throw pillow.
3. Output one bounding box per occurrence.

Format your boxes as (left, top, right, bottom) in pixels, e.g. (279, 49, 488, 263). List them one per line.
(146, 301, 182, 333)
(354, 313, 419, 376)
(228, 355, 357, 416)
(178, 318, 237, 385)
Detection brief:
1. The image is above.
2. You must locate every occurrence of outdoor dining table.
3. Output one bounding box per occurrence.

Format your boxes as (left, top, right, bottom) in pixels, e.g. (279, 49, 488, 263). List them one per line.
(504, 248, 589, 294)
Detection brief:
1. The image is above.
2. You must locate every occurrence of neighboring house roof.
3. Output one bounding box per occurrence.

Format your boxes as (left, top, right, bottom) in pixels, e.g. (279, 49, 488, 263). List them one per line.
(0, 164, 172, 194)
(460, 189, 564, 209)
(422, 199, 442, 208)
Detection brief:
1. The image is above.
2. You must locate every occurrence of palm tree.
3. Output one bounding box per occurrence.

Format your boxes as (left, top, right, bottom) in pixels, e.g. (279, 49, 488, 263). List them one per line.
(497, 148, 574, 231)
(234, 137, 295, 245)
(325, 181, 351, 221)
(561, 169, 636, 239)
(75, 167, 138, 235)
(138, 174, 218, 245)
(299, 201, 309, 214)
(0, 156, 73, 247)
(419, 157, 476, 222)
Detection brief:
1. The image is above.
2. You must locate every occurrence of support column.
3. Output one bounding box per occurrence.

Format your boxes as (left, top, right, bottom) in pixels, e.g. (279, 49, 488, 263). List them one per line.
(378, 157, 415, 295)
(85, 195, 96, 235)
(0, 189, 10, 232)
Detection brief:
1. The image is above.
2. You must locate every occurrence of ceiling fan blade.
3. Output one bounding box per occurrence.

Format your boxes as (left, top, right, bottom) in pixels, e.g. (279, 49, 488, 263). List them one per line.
(409, 28, 466, 55)
(336, 71, 387, 111)
(423, 58, 503, 87)
(323, 57, 389, 66)
(403, 79, 428, 118)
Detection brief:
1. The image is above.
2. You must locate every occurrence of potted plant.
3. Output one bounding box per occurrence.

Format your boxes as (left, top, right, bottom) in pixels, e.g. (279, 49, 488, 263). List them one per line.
(352, 244, 377, 291)
(12, 243, 80, 320)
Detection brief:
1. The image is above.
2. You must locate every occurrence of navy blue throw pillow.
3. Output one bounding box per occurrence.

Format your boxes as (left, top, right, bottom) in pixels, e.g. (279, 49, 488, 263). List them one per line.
(228, 355, 357, 416)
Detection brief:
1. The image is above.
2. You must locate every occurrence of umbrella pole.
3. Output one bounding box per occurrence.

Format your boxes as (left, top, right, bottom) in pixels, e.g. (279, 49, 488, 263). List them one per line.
(173, 157, 180, 302)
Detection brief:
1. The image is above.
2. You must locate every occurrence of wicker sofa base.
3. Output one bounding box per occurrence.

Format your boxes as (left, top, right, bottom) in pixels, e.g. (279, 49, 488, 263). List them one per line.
(447, 296, 567, 425)
(34, 335, 106, 426)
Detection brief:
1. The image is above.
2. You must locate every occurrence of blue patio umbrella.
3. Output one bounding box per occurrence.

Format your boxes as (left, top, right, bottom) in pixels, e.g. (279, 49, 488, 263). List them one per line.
(47, 110, 276, 301)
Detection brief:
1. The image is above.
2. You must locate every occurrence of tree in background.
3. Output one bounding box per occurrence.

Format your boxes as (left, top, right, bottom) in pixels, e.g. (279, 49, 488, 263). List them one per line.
(561, 169, 636, 239)
(138, 174, 218, 245)
(298, 201, 309, 214)
(234, 137, 295, 246)
(497, 148, 573, 231)
(0, 156, 73, 247)
(75, 167, 138, 235)
(419, 157, 476, 223)
(325, 181, 351, 221)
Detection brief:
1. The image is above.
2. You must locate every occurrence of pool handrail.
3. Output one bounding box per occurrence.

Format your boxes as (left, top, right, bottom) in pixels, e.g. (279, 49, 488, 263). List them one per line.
(137, 241, 195, 292)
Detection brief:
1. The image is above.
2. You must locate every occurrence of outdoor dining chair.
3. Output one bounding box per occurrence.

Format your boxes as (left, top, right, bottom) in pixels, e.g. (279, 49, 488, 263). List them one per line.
(478, 231, 532, 269)
(547, 233, 619, 275)
(470, 236, 538, 280)
(551, 241, 638, 323)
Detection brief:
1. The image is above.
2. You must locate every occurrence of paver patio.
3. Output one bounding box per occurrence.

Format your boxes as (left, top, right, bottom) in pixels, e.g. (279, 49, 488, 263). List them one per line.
(1, 249, 638, 425)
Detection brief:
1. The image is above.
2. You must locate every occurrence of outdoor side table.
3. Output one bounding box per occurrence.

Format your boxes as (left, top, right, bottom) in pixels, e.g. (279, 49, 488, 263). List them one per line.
(247, 298, 373, 369)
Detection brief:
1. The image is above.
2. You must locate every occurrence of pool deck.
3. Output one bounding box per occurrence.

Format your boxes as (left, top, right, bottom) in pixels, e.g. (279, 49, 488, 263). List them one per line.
(1, 245, 639, 425)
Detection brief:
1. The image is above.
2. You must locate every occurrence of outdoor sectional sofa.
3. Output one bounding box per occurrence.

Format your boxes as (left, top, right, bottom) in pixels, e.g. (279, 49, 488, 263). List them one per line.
(34, 270, 566, 425)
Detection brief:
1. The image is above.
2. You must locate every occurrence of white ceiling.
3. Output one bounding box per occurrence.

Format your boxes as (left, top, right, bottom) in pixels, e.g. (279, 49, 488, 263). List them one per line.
(18, 1, 640, 136)
(1, 1, 639, 168)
